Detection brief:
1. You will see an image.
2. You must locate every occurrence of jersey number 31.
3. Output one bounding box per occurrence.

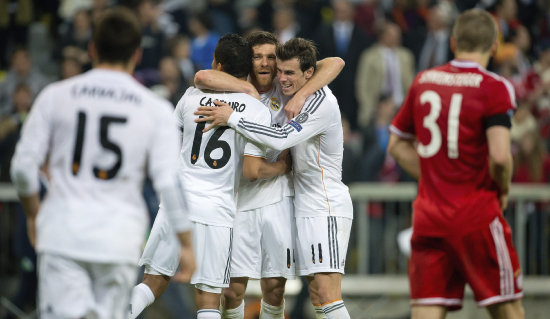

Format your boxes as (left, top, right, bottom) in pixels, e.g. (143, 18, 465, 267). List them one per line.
(418, 90, 462, 159)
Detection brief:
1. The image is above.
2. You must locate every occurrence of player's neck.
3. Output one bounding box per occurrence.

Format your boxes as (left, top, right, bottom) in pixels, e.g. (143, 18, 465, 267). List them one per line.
(454, 51, 491, 69)
(93, 62, 135, 75)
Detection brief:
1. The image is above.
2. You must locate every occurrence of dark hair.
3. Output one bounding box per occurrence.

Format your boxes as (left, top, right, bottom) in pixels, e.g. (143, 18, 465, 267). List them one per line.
(452, 9, 497, 53)
(275, 38, 317, 72)
(245, 31, 279, 48)
(214, 34, 252, 78)
(93, 7, 142, 64)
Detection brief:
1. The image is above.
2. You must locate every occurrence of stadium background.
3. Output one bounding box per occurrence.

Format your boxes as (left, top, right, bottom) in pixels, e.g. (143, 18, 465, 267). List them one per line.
(1, 0, 550, 318)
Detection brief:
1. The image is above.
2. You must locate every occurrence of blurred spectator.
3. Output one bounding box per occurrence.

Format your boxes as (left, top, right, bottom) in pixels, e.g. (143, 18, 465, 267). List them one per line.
(169, 35, 197, 86)
(151, 56, 189, 106)
(134, 0, 166, 86)
(53, 8, 92, 68)
(356, 22, 415, 129)
(0, 48, 49, 117)
(354, 0, 385, 38)
(491, 0, 520, 42)
(358, 95, 402, 182)
(511, 105, 537, 145)
(0, 83, 31, 181)
(0, 0, 33, 70)
(90, 0, 111, 23)
(60, 56, 84, 79)
(389, 0, 428, 34)
(207, 0, 236, 35)
(188, 11, 220, 70)
(513, 129, 550, 183)
(510, 24, 533, 77)
(272, 5, 301, 43)
(407, 2, 454, 72)
(314, 0, 372, 130)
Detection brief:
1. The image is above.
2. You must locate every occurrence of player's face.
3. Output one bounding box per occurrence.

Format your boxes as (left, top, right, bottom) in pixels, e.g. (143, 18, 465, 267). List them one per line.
(276, 58, 313, 96)
(250, 44, 277, 91)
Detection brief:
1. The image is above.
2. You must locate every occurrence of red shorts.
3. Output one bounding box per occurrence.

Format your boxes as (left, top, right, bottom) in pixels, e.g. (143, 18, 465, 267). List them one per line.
(409, 215, 523, 310)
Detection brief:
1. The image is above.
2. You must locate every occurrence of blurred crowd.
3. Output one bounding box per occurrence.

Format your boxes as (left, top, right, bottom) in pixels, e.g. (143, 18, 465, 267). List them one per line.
(1, 0, 550, 186)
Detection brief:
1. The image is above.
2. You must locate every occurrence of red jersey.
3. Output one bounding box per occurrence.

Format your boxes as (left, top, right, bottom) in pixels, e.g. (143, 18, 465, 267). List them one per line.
(391, 60, 516, 236)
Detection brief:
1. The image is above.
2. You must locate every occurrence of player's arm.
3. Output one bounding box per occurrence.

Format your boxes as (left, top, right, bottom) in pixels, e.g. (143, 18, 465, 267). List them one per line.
(194, 69, 260, 100)
(194, 98, 328, 151)
(285, 57, 345, 118)
(387, 133, 420, 180)
(242, 149, 292, 182)
(10, 87, 53, 247)
(487, 125, 513, 210)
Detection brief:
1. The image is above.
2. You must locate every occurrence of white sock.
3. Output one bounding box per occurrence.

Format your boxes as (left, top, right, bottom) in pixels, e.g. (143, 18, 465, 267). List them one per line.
(321, 300, 350, 319)
(220, 301, 244, 319)
(197, 309, 222, 318)
(313, 305, 327, 319)
(129, 283, 155, 319)
(259, 299, 285, 319)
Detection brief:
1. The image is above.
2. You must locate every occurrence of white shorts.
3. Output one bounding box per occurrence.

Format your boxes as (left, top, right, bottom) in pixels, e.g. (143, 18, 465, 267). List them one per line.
(295, 216, 352, 276)
(38, 253, 137, 319)
(231, 196, 296, 279)
(139, 208, 181, 276)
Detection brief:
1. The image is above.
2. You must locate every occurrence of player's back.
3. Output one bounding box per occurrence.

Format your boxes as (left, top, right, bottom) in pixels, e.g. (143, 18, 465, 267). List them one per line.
(30, 69, 177, 263)
(176, 87, 270, 226)
(391, 60, 516, 235)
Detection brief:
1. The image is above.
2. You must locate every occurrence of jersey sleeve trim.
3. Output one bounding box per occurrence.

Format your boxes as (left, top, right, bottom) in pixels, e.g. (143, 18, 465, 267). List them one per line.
(243, 154, 267, 159)
(304, 88, 326, 115)
(389, 124, 415, 140)
(484, 113, 512, 129)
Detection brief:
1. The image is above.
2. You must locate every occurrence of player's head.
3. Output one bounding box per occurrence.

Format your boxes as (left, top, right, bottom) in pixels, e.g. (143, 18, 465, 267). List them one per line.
(451, 9, 498, 55)
(245, 31, 280, 92)
(212, 34, 252, 80)
(275, 38, 317, 96)
(91, 7, 142, 68)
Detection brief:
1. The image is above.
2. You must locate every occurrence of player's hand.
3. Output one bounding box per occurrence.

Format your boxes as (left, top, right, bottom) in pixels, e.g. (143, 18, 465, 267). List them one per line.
(284, 94, 306, 120)
(194, 100, 234, 132)
(26, 216, 37, 248)
(277, 149, 292, 173)
(173, 244, 196, 283)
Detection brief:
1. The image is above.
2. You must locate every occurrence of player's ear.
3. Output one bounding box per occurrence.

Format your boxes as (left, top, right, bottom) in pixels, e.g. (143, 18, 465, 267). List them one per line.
(304, 66, 314, 80)
(88, 42, 97, 62)
(489, 40, 498, 57)
(132, 48, 143, 67)
(450, 36, 457, 54)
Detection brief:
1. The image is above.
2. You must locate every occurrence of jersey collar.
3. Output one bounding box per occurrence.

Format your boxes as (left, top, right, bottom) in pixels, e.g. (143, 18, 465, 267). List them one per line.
(450, 59, 482, 70)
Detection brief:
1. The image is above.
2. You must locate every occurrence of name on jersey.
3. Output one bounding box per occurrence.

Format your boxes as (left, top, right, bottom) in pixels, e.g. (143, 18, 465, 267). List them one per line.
(419, 71, 482, 87)
(71, 85, 141, 104)
(200, 96, 246, 112)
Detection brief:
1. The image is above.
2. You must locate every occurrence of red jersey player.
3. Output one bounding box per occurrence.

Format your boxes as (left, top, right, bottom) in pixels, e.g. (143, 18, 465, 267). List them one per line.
(388, 9, 524, 319)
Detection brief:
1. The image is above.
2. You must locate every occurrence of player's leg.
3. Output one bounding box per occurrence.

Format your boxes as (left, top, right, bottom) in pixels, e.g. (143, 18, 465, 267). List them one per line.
(220, 277, 248, 318)
(37, 253, 95, 319)
(295, 216, 352, 319)
(408, 232, 465, 319)
(258, 196, 295, 318)
(454, 216, 524, 319)
(259, 277, 286, 318)
(130, 207, 181, 318)
(486, 299, 525, 319)
(192, 222, 233, 319)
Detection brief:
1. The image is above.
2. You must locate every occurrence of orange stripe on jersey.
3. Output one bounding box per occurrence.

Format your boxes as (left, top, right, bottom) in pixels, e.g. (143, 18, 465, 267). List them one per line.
(317, 135, 331, 215)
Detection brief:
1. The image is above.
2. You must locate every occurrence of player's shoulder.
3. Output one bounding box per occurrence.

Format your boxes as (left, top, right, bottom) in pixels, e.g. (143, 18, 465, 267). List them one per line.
(303, 86, 337, 115)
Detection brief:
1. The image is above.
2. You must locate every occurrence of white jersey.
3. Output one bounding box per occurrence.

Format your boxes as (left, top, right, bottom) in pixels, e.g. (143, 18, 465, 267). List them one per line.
(10, 69, 181, 264)
(236, 81, 294, 212)
(228, 86, 352, 218)
(175, 87, 270, 226)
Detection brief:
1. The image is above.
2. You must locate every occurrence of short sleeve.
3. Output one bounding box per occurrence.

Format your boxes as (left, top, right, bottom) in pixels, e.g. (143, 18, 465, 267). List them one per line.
(484, 78, 516, 118)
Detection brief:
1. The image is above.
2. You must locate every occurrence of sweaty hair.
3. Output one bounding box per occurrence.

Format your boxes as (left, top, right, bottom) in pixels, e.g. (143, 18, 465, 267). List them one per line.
(245, 31, 279, 48)
(452, 9, 497, 53)
(214, 34, 252, 78)
(93, 7, 142, 64)
(275, 38, 317, 72)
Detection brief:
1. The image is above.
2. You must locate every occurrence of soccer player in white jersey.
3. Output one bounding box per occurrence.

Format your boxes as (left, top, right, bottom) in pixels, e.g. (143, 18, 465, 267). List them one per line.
(129, 34, 292, 319)
(195, 38, 353, 319)
(9, 7, 193, 319)
(193, 31, 344, 319)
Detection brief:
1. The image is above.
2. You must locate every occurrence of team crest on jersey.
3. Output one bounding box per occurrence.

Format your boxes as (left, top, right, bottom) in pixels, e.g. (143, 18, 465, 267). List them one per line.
(295, 112, 308, 124)
(270, 98, 281, 111)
